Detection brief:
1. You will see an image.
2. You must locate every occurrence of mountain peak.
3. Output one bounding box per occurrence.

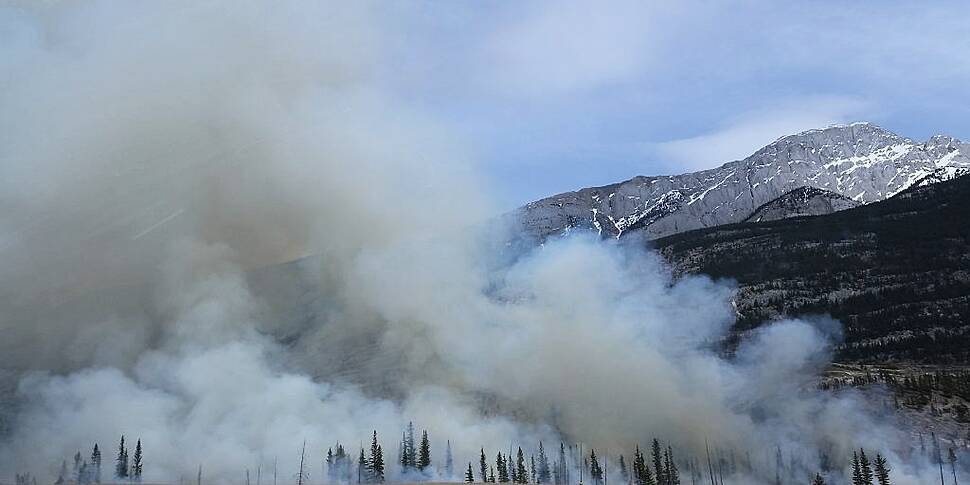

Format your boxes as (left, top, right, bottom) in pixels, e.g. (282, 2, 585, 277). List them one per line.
(513, 123, 970, 243)
(759, 122, 910, 160)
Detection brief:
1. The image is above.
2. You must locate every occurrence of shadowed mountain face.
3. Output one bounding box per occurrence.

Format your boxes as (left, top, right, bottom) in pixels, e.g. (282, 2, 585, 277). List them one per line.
(654, 173, 970, 363)
(743, 186, 860, 223)
(513, 123, 970, 242)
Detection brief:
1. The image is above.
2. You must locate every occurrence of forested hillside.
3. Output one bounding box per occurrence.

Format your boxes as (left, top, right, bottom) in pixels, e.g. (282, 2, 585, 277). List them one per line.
(655, 176, 970, 363)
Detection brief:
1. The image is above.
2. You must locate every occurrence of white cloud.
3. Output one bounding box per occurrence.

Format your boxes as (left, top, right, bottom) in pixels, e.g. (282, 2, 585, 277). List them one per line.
(478, 0, 664, 97)
(653, 96, 872, 172)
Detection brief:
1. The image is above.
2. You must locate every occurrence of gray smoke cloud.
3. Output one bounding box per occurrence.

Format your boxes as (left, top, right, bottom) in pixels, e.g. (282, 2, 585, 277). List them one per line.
(0, 2, 944, 485)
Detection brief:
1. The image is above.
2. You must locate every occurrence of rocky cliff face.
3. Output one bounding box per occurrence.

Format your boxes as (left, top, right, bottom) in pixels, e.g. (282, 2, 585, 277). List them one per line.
(513, 123, 970, 242)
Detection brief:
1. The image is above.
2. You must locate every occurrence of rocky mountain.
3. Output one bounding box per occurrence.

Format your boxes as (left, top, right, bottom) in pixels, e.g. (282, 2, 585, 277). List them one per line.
(743, 186, 859, 223)
(654, 172, 970, 363)
(513, 123, 970, 242)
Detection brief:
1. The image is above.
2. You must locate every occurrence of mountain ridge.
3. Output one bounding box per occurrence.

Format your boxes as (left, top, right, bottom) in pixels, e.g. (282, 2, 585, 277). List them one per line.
(512, 122, 970, 242)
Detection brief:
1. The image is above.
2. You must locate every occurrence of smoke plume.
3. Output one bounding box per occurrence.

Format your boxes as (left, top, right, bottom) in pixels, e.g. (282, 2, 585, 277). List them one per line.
(0, 2, 944, 485)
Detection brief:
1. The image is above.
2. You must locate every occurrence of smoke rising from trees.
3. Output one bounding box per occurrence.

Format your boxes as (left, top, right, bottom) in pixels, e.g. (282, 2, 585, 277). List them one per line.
(0, 2, 955, 485)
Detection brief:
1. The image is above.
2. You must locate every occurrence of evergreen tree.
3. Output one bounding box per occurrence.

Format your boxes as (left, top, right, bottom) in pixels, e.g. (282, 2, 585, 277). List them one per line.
(481, 449, 489, 482)
(536, 443, 551, 484)
(418, 431, 431, 471)
(858, 450, 873, 485)
(530, 456, 536, 484)
(337, 444, 350, 482)
(931, 433, 945, 485)
(74, 452, 83, 481)
(557, 444, 568, 485)
(811, 473, 826, 485)
(509, 454, 517, 484)
(516, 448, 528, 484)
(774, 447, 783, 485)
(589, 449, 603, 485)
(131, 439, 143, 482)
(401, 432, 411, 471)
(116, 436, 129, 480)
(651, 441, 664, 485)
(618, 455, 629, 484)
(327, 448, 334, 482)
(633, 445, 655, 485)
(466, 463, 475, 483)
(445, 440, 454, 480)
(947, 448, 958, 485)
(370, 431, 385, 483)
(663, 447, 679, 485)
(490, 467, 496, 483)
(873, 454, 890, 485)
(851, 452, 862, 485)
(407, 423, 417, 469)
(497, 453, 509, 483)
(91, 445, 102, 485)
(358, 448, 368, 484)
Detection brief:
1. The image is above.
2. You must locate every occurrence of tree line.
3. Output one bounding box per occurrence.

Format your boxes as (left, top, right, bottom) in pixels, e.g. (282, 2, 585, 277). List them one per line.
(50, 436, 142, 485)
(20, 423, 967, 485)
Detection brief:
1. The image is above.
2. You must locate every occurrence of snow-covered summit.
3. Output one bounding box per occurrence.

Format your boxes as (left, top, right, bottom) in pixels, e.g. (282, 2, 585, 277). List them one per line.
(513, 123, 970, 241)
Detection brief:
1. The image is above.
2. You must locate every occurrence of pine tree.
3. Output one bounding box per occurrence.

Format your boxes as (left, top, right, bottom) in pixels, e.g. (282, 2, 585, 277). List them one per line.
(407, 423, 417, 469)
(370, 431, 385, 483)
(131, 439, 143, 482)
(497, 453, 508, 483)
(481, 449, 489, 482)
(509, 454, 517, 484)
(116, 436, 129, 480)
(618, 455, 629, 484)
(536, 443, 551, 484)
(466, 463, 475, 483)
(651, 441, 664, 485)
(590, 449, 603, 485)
(559, 444, 569, 485)
(74, 452, 83, 481)
(358, 448, 368, 484)
(336, 444, 349, 482)
(401, 432, 411, 471)
(873, 454, 890, 485)
(490, 467, 496, 483)
(530, 456, 536, 484)
(811, 473, 826, 485)
(932, 433, 945, 485)
(774, 447, 783, 485)
(445, 440, 455, 480)
(851, 452, 862, 485)
(91, 444, 102, 484)
(633, 445, 655, 485)
(418, 431, 431, 471)
(947, 448, 958, 485)
(858, 450, 873, 485)
(663, 447, 679, 485)
(516, 448, 528, 484)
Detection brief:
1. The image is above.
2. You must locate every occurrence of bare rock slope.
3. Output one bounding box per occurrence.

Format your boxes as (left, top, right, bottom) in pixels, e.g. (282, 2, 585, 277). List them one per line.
(514, 123, 970, 241)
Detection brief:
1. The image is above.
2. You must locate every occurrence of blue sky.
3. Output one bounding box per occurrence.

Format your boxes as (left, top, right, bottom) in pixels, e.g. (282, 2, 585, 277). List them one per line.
(373, 0, 970, 207)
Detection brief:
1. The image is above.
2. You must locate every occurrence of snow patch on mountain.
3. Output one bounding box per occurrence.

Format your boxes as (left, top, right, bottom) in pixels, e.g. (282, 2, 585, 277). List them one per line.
(513, 123, 970, 242)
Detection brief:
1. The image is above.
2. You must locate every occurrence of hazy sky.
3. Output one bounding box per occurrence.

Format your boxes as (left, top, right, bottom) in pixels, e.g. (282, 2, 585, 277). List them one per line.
(373, 0, 970, 206)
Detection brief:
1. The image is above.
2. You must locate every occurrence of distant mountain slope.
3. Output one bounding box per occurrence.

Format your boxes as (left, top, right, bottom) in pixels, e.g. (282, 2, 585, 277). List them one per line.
(743, 186, 860, 223)
(654, 173, 970, 363)
(514, 123, 970, 242)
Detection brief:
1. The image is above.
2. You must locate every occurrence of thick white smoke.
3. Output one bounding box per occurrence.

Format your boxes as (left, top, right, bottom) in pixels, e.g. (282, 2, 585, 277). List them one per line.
(0, 2, 945, 485)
